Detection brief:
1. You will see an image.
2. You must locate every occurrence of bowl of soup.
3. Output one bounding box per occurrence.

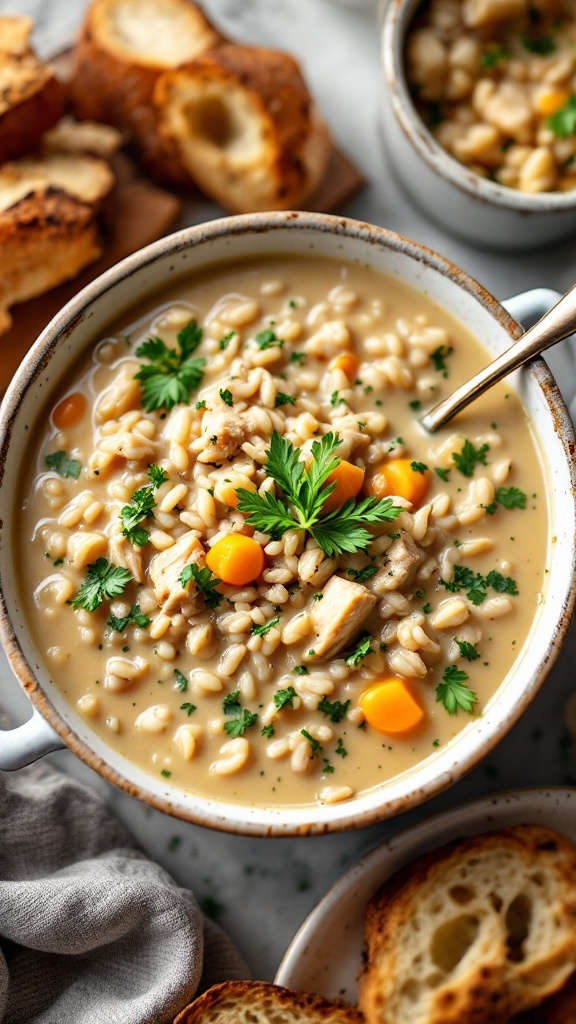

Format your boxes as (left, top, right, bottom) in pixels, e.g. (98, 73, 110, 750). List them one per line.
(0, 211, 574, 835)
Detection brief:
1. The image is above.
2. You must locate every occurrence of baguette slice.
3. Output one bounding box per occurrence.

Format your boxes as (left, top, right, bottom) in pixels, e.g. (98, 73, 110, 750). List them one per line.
(0, 15, 66, 162)
(156, 44, 331, 212)
(70, 0, 222, 185)
(512, 971, 576, 1022)
(173, 981, 363, 1024)
(359, 825, 576, 1024)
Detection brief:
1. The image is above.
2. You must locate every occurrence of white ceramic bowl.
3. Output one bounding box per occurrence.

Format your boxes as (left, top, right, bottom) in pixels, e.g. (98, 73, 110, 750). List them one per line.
(276, 787, 576, 1000)
(0, 211, 574, 835)
(380, 0, 576, 250)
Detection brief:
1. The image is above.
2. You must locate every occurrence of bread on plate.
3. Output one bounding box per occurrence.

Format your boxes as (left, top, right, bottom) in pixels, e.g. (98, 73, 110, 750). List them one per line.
(359, 824, 576, 1024)
(173, 981, 363, 1024)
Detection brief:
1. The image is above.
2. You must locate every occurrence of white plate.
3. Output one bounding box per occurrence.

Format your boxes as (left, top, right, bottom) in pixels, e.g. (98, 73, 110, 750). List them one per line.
(275, 788, 576, 1005)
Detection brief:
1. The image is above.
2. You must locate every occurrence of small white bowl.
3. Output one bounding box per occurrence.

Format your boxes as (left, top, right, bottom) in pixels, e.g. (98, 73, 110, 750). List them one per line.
(380, 0, 576, 250)
(276, 787, 576, 1001)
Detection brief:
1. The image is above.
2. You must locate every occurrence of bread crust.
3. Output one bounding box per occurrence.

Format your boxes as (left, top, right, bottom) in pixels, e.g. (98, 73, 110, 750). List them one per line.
(69, 0, 222, 186)
(359, 825, 576, 1024)
(173, 981, 363, 1024)
(156, 44, 332, 212)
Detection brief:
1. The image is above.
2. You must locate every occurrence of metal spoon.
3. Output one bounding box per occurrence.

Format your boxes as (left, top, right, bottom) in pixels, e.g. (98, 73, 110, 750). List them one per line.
(420, 284, 576, 433)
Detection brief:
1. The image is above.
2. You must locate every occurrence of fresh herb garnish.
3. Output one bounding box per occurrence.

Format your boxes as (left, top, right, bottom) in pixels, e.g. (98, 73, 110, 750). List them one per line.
(455, 638, 480, 661)
(346, 633, 374, 667)
(293, 665, 309, 675)
(134, 321, 205, 412)
(225, 707, 258, 738)
(439, 564, 518, 605)
(148, 464, 168, 488)
(107, 603, 151, 632)
(318, 697, 350, 723)
(71, 559, 132, 612)
(495, 486, 526, 509)
(274, 686, 298, 710)
(548, 93, 576, 137)
(45, 450, 82, 479)
(435, 467, 451, 482)
(223, 691, 241, 715)
(275, 392, 296, 408)
(235, 432, 402, 556)
(335, 737, 348, 757)
(330, 391, 347, 407)
(120, 485, 156, 546)
(485, 570, 519, 595)
(174, 669, 188, 692)
(180, 702, 197, 716)
(346, 565, 378, 583)
(253, 616, 281, 637)
(522, 33, 556, 55)
(290, 352, 306, 365)
(409, 400, 422, 411)
(481, 44, 510, 69)
(436, 665, 477, 715)
(179, 563, 223, 609)
(254, 328, 283, 350)
(261, 724, 275, 738)
(452, 439, 490, 477)
(410, 461, 428, 474)
(301, 729, 322, 757)
(431, 345, 453, 377)
(219, 388, 234, 407)
(219, 331, 236, 350)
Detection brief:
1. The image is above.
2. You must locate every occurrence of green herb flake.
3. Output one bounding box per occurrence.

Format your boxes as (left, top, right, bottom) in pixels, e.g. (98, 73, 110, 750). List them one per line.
(180, 702, 197, 716)
(274, 686, 298, 710)
(134, 321, 205, 412)
(409, 399, 422, 411)
(275, 392, 296, 408)
(346, 565, 378, 583)
(346, 633, 374, 667)
(318, 697, 350, 723)
(431, 345, 453, 377)
(174, 669, 188, 692)
(436, 665, 478, 715)
(481, 44, 510, 69)
(261, 724, 275, 738)
(522, 33, 556, 55)
(290, 352, 306, 365)
(148, 464, 168, 488)
(301, 728, 322, 757)
(160, 769, 172, 778)
(107, 603, 151, 632)
(335, 737, 348, 758)
(255, 328, 284, 350)
(453, 439, 490, 478)
(195, 400, 206, 410)
(71, 559, 132, 612)
(496, 486, 527, 509)
(45, 450, 82, 479)
(253, 616, 281, 637)
(224, 707, 258, 738)
(455, 638, 480, 661)
(179, 563, 223, 609)
(293, 665, 309, 675)
(219, 331, 236, 350)
(219, 388, 234, 407)
(435, 467, 451, 482)
(410, 461, 428, 474)
(120, 485, 156, 546)
(223, 691, 241, 715)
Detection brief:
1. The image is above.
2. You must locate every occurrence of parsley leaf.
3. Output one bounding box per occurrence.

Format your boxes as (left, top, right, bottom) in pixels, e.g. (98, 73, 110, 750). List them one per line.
(72, 558, 132, 612)
(548, 93, 576, 137)
(435, 467, 451, 482)
(219, 388, 234, 407)
(318, 697, 350, 723)
(223, 691, 241, 715)
(486, 570, 519, 595)
(253, 616, 280, 637)
(275, 392, 296, 408)
(439, 564, 518, 604)
(455, 638, 480, 661)
(290, 352, 306, 364)
(436, 665, 478, 715)
(219, 331, 236, 350)
(225, 708, 258, 737)
(261, 723, 275, 738)
(235, 431, 402, 556)
(180, 702, 197, 716)
(431, 345, 453, 377)
(174, 669, 188, 692)
(522, 33, 556, 55)
(292, 665, 309, 675)
(179, 563, 223, 609)
(346, 565, 378, 583)
(120, 485, 156, 546)
(254, 328, 283, 350)
(452, 439, 490, 477)
(45, 450, 82, 479)
(134, 321, 206, 412)
(410, 461, 428, 474)
(148, 464, 168, 488)
(335, 737, 348, 758)
(274, 686, 297, 710)
(107, 603, 151, 632)
(301, 728, 322, 757)
(346, 633, 374, 667)
(496, 486, 526, 510)
(481, 44, 510, 68)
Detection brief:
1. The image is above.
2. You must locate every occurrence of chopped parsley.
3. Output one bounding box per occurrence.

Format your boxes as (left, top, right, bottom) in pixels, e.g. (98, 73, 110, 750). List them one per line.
(107, 603, 151, 632)
(548, 93, 576, 137)
(522, 33, 556, 55)
(436, 665, 477, 715)
(301, 729, 322, 757)
(222, 691, 241, 715)
(439, 564, 518, 605)
(275, 392, 296, 408)
(254, 328, 284, 350)
(179, 563, 223, 609)
(335, 737, 348, 758)
(290, 352, 306, 365)
(148, 464, 168, 488)
(253, 616, 281, 637)
(455, 638, 480, 661)
(180, 702, 197, 716)
(195, 400, 206, 411)
(219, 388, 234, 407)
(496, 486, 526, 510)
(452, 439, 489, 477)
(346, 565, 378, 583)
(410, 461, 428, 474)
(318, 697, 350, 723)
(481, 44, 510, 69)
(435, 467, 451, 482)
(409, 400, 422, 411)
(273, 686, 297, 710)
(134, 321, 205, 412)
(431, 345, 453, 377)
(120, 485, 156, 546)
(346, 633, 374, 667)
(219, 330, 236, 350)
(174, 669, 188, 692)
(261, 724, 275, 738)
(293, 665, 309, 675)
(330, 390, 347, 407)
(45, 450, 82, 479)
(71, 559, 132, 612)
(223, 695, 258, 737)
(235, 431, 402, 557)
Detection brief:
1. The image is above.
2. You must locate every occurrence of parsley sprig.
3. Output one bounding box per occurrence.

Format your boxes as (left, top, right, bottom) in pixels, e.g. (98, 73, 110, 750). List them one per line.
(45, 450, 82, 479)
(235, 432, 401, 556)
(179, 563, 223, 609)
(72, 558, 132, 612)
(222, 691, 258, 737)
(134, 321, 206, 412)
(346, 633, 374, 667)
(548, 93, 576, 137)
(439, 564, 518, 605)
(107, 603, 150, 632)
(436, 665, 477, 715)
(452, 439, 489, 477)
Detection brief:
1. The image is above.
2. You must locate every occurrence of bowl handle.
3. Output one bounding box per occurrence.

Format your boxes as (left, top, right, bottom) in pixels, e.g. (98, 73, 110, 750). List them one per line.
(502, 288, 562, 328)
(0, 705, 65, 771)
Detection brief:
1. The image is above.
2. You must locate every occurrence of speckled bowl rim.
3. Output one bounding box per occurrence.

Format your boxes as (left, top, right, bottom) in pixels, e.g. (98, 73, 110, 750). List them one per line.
(382, 0, 576, 215)
(0, 210, 575, 836)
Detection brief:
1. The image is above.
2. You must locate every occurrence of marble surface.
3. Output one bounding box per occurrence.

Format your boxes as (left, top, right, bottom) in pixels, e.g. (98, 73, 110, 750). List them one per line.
(2, 0, 576, 987)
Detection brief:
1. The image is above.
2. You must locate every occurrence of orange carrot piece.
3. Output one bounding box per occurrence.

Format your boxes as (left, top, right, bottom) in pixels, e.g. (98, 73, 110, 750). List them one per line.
(322, 460, 365, 514)
(330, 352, 360, 381)
(360, 679, 425, 736)
(366, 458, 429, 507)
(206, 533, 264, 586)
(52, 392, 87, 430)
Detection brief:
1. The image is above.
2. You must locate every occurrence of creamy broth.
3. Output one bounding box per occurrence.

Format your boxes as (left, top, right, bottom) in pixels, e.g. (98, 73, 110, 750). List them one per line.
(16, 256, 548, 808)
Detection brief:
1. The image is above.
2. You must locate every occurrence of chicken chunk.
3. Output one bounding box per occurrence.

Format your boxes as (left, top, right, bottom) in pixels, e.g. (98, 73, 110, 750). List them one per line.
(192, 408, 248, 464)
(368, 533, 422, 596)
(149, 532, 204, 614)
(304, 575, 376, 661)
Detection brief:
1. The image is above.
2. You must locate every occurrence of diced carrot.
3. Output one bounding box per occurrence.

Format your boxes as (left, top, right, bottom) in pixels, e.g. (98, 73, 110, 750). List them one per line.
(52, 392, 87, 430)
(218, 478, 257, 509)
(330, 352, 360, 381)
(206, 533, 265, 586)
(536, 88, 572, 118)
(322, 460, 365, 514)
(360, 679, 425, 736)
(366, 458, 429, 507)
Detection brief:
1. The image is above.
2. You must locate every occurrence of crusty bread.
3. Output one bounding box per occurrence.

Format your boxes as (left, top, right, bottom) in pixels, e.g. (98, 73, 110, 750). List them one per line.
(0, 15, 66, 162)
(359, 825, 576, 1024)
(43, 118, 122, 159)
(173, 981, 363, 1024)
(156, 44, 331, 212)
(70, 0, 222, 185)
(512, 971, 576, 1022)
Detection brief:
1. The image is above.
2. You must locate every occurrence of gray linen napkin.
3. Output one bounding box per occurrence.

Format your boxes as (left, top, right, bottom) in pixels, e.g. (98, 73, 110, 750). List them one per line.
(0, 755, 248, 1024)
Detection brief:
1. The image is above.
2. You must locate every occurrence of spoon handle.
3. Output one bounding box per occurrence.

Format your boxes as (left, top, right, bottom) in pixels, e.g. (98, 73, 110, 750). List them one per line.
(420, 283, 576, 433)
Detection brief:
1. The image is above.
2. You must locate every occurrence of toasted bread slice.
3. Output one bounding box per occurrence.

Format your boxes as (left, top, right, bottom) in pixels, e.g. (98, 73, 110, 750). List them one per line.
(156, 44, 331, 212)
(0, 152, 115, 212)
(512, 971, 576, 1022)
(0, 188, 102, 335)
(359, 825, 576, 1024)
(43, 118, 122, 159)
(173, 981, 363, 1024)
(0, 15, 66, 162)
(70, 0, 222, 185)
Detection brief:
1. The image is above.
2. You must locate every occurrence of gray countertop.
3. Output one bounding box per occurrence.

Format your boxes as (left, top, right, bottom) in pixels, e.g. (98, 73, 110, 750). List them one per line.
(1, 0, 576, 985)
